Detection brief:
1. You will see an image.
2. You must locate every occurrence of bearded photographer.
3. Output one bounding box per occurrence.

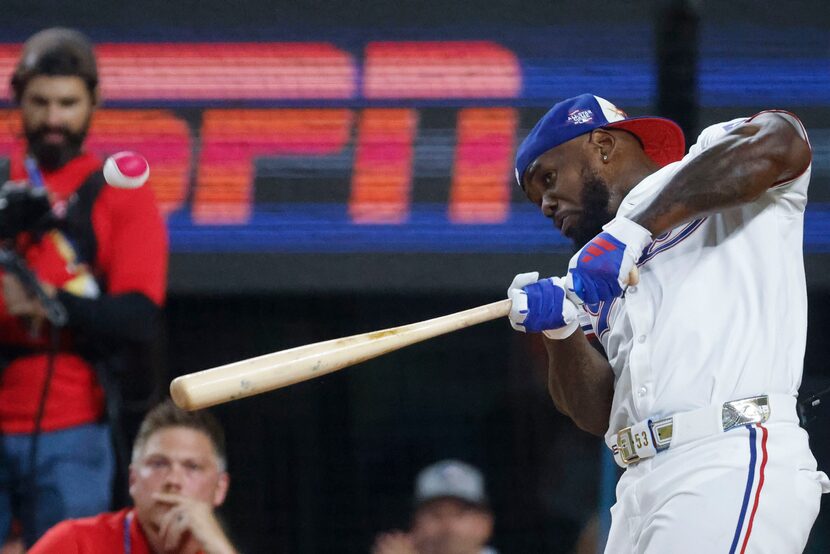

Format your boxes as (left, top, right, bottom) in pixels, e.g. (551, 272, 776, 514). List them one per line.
(0, 28, 168, 548)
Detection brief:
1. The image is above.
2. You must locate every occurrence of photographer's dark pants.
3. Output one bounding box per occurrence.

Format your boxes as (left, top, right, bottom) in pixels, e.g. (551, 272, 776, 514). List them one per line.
(0, 422, 113, 546)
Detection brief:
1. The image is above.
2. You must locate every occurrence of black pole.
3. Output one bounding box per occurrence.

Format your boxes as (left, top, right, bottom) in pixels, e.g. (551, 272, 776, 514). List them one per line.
(656, 0, 700, 142)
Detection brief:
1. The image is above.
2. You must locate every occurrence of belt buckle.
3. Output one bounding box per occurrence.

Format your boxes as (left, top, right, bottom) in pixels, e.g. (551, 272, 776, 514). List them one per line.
(722, 395, 771, 432)
(616, 426, 641, 465)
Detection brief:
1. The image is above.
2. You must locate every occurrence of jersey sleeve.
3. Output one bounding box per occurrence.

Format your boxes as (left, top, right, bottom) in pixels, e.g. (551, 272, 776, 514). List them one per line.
(97, 181, 169, 306)
(749, 110, 811, 208)
(28, 521, 81, 554)
(686, 112, 810, 212)
(685, 117, 748, 158)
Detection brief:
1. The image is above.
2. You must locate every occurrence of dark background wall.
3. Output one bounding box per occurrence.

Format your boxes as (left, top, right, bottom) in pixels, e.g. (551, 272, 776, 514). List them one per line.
(165, 294, 602, 552)
(162, 290, 830, 553)
(3, 1, 830, 552)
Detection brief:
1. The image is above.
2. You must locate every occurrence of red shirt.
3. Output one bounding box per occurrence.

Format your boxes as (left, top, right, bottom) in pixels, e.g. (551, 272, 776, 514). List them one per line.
(29, 508, 150, 554)
(0, 150, 168, 433)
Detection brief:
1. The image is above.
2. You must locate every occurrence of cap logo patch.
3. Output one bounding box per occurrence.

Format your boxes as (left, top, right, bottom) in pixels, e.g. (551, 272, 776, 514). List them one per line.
(567, 109, 594, 125)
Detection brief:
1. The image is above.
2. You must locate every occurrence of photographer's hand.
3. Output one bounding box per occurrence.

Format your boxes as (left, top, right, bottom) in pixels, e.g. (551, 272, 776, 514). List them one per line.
(2, 273, 55, 334)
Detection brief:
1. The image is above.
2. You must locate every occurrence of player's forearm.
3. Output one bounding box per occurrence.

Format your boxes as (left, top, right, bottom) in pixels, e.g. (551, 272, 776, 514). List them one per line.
(628, 114, 810, 236)
(544, 332, 614, 436)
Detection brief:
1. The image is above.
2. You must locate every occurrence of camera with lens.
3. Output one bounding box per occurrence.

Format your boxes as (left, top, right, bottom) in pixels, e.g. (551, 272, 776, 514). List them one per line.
(0, 181, 68, 326)
(0, 181, 55, 241)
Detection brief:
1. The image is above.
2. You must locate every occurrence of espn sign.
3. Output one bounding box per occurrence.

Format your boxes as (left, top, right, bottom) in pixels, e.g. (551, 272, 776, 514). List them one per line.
(0, 41, 521, 225)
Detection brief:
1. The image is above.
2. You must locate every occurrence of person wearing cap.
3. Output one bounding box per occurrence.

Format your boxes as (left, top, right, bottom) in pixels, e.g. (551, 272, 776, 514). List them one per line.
(505, 93, 829, 552)
(0, 28, 167, 547)
(372, 460, 497, 554)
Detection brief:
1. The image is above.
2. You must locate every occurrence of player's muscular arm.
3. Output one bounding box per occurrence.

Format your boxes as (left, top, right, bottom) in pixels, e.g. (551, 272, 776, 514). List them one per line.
(544, 332, 614, 436)
(628, 112, 811, 236)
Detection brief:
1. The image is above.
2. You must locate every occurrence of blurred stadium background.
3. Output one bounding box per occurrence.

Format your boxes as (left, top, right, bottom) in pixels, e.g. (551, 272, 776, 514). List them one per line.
(1, 1, 828, 552)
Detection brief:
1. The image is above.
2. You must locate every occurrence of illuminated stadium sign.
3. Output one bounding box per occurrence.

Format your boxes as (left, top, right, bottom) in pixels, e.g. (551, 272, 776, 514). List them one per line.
(0, 40, 827, 270)
(0, 41, 549, 255)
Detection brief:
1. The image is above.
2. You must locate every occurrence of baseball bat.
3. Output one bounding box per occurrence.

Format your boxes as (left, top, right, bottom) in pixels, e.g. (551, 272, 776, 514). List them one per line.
(170, 298, 512, 410)
(169, 267, 639, 411)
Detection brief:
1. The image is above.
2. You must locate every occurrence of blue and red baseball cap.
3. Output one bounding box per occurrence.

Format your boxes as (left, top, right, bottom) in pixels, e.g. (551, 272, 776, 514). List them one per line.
(515, 93, 685, 188)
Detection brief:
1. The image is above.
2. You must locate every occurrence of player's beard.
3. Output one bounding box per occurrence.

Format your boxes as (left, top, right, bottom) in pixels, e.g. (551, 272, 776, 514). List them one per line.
(25, 120, 90, 171)
(570, 170, 615, 251)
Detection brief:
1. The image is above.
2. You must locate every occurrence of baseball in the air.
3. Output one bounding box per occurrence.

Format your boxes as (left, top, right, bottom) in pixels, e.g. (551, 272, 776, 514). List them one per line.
(103, 151, 150, 189)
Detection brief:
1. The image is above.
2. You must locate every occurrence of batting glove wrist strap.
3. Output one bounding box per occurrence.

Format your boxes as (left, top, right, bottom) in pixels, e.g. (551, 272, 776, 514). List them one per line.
(542, 317, 579, 340)
(601, 216, 652, 254)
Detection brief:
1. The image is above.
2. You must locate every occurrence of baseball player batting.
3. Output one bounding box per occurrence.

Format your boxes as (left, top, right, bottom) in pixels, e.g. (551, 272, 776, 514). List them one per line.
(507, 93, 830, 553)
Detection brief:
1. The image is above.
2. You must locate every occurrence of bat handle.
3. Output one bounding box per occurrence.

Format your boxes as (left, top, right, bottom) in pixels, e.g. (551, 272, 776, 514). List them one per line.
(565, 266, 639, 306)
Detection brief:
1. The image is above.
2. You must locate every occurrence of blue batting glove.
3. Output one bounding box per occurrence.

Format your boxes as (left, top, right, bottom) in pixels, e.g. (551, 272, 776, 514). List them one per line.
(566, 217, 651, 305)
(507, 272, 579, 339)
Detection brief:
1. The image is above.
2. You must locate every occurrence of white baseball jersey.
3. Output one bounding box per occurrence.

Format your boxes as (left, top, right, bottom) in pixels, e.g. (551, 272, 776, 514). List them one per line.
(581, 112, 830, 553)
(580, 111, 811, 438)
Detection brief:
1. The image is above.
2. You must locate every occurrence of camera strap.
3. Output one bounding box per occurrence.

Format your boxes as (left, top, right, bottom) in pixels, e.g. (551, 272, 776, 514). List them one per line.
(61, 168, 106, 268)
(19, 159, 106, 268)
